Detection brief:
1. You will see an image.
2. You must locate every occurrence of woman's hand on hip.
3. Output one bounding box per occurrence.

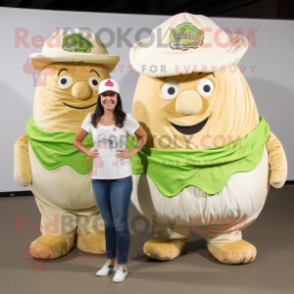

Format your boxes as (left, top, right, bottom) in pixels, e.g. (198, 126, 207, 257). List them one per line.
(116, 149, 135, 161)
(87, 148, 99, 157)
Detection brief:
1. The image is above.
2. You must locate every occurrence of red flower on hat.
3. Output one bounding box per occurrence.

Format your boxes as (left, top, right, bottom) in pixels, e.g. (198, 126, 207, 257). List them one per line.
(105, 79, 114, 87)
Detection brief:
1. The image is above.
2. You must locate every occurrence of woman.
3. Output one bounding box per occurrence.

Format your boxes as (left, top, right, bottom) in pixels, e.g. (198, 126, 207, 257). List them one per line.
(73, 78, 147, 282)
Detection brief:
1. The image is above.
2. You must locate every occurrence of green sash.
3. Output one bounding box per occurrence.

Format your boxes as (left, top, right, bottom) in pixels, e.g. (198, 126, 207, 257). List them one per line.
(126, 116, 270, 197)
(26, 116, 94, 174)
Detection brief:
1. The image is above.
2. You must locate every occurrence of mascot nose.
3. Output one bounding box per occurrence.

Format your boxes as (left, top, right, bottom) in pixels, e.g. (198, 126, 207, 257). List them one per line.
(175, 90, 203, 115)
(72, 82, 90, 99)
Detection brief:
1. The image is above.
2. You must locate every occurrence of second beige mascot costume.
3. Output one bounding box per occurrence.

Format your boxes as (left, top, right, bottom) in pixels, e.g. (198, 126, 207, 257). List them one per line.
(14, 29, 119, 259)
(128, 13, 288, 264)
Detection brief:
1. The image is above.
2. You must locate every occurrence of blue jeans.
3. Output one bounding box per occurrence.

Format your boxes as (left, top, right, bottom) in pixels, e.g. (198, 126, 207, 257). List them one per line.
(92, 176, 133, 264)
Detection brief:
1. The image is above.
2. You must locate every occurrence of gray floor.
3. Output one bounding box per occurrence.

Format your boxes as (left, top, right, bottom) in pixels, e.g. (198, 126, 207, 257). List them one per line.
(1, 185, 293, 294)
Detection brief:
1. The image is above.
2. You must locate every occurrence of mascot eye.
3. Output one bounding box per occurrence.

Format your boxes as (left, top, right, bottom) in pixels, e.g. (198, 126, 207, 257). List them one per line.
(161, 80, 179, 99)
(89, 77, 99, 89)
(58, 75, 72, 88)
(197, 79, 214, 96)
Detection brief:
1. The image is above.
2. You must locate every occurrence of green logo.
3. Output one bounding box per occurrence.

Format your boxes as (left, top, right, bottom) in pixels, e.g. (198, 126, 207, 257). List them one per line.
(169, 22, 204, 51)
(62, 34, 93, 53)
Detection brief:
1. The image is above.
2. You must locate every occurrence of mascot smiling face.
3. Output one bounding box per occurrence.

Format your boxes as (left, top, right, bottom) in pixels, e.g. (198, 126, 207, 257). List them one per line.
(129, 13, 287, 264)
(32, 62, 109, 132)
(132, 68, 259, 149)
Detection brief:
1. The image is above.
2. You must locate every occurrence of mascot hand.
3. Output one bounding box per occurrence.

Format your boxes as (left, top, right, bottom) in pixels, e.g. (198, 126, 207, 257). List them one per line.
(14, 133, 32, 186)
(265, 131, 287, 188)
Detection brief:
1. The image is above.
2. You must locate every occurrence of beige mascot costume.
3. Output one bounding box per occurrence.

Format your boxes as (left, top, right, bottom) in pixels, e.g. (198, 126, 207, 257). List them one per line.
(14, 29, 119, 259)
(127, 13, 288, 264)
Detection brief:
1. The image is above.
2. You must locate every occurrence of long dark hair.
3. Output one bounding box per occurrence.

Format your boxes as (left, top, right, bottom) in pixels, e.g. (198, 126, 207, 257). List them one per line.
(91, 93, 126, 128)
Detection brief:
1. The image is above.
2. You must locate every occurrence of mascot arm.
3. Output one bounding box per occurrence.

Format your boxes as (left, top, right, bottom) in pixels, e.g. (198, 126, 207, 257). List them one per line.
(14, 133, 32, 187)
(265, 131, 287, 189)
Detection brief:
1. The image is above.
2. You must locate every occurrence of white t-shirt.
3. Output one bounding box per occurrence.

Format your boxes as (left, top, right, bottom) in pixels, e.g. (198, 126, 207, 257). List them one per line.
(81, 112, 140, 179)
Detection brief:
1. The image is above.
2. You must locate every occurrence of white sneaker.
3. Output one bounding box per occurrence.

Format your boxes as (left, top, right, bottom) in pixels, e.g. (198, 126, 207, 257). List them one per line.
(96, 262, 117, 276)
(112, 266, 128, 282)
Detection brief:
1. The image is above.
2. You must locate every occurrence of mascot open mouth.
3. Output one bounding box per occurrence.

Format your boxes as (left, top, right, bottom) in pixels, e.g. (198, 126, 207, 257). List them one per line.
(63, 102, 97, 109)
(169, 117, 209, 135)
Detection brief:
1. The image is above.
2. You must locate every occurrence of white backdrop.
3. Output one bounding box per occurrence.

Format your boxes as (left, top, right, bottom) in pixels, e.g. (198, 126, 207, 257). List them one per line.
(0, 7, 293, 192)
